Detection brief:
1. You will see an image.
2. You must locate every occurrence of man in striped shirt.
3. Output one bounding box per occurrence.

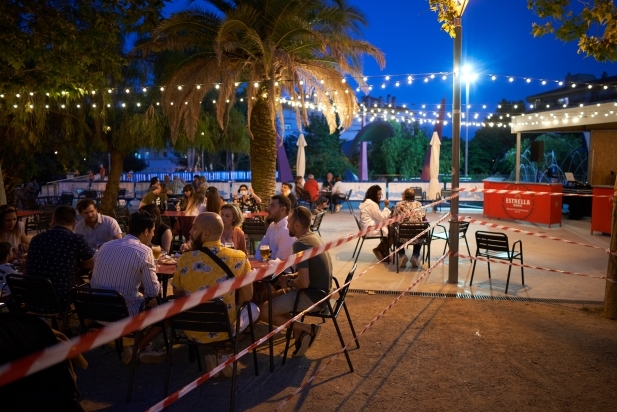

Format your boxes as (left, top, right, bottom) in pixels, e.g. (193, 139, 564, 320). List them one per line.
(91, 210, 165, 364)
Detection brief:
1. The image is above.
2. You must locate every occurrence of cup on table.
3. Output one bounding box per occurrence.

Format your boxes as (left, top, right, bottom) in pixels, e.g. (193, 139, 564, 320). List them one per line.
(260, 244, 271, 262)
(152, 245, 162, 260)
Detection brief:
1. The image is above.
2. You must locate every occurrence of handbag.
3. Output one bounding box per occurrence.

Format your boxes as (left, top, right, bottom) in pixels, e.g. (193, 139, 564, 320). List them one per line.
(199, 246, 235, 279)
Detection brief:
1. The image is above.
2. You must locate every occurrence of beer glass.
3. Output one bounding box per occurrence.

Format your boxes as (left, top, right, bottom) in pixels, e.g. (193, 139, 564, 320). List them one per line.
(260, 244, 271, 262)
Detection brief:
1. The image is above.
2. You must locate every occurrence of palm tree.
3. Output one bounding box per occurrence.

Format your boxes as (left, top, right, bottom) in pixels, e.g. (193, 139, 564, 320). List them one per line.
(145, 0, 384, 198)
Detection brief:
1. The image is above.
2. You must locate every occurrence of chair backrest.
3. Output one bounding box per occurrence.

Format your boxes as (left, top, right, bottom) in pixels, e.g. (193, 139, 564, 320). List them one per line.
(84, 190, 98, 200)
(397, 222, 430, 243)
(20, 197, 38, 210)
(353, 214, 362, 231)
(60, 192, 74, 205)
(36, 211, 54, 232)
(475, 231, 510, 254)
(441, 189, 452, 199)
(6, 275, 64, 315)
(411, 187, 425, 200)
(333, 264, 356, 317)
(71, 286, 130, 325)
(311, 211, 325, 231)
(166, 296, 233, 336)
(242, 218, 268, 237)
(346, 189, 352, 200)
(459, 221, 470, 236)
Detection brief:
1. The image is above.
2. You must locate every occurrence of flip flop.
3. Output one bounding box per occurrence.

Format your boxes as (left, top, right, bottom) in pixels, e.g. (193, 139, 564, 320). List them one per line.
(309, 324, 321, 348)
(292, 332, 311, 357)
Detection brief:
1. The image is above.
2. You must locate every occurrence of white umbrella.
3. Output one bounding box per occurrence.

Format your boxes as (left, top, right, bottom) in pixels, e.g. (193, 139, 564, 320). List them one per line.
(427, 131, 441, 200)
(296, 133, 307, 179)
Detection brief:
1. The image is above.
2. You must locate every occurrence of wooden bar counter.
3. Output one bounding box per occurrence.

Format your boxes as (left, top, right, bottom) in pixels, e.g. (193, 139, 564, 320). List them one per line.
(591, 185, 614, 235)
(483, 181, 562, 228)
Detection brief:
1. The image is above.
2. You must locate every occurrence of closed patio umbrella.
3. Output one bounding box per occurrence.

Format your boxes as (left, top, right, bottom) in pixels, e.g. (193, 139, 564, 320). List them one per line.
(296, 133, 307, 178)
(427, 131, 441, 200)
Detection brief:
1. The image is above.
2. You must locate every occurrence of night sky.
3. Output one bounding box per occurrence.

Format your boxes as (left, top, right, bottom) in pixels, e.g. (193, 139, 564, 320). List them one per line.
(164, 0, 617, 137)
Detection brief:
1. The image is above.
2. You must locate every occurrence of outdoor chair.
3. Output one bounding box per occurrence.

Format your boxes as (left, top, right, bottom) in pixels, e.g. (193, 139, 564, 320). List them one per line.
(163, 297, 259, 412)
(297, 191, 316, 211)
(282, 264, 359, 372)
(114, 206, 131, 234)
(71, 286, 169, 403)
(310, 211, 325, 236)
(35, 210, 54, 233)
(84, 189, 98, 203)
(345, 189, 354, 214)
(470, 231, 524, 294)
(430, 221, 472, 262)
(351, 214, 386, 264)
(394, 222, 431, 273)
(436, 189, 453, 212)
(242, 218, 268, 255)
(410, 187, 425, 201)
(6, 274, 75, 331)
(60, 192, 75, 206)
(20, 197, 39, 210)
(117, 188, 127, 205)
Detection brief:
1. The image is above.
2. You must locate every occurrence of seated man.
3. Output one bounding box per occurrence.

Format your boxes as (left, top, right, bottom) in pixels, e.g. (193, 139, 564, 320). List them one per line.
(304, 174, 328, 212)
(139, 183, 168, 213)
(330, 175, 347, 213)
(172, 212, 257, 377)
(90, 211, 164, 364)
(259, 206, 332, 357)
(26, 206, 95, 321)
(280, 182, 298, 209)
(256, 195, 296, 261)
(75, 198, 122, 249)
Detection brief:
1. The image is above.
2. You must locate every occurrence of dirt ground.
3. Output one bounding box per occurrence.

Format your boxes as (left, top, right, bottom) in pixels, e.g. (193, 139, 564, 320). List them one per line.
(77, 293, 617, 412)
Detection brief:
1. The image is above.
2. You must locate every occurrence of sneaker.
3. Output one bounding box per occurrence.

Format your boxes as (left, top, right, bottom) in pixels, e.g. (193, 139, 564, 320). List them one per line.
(121, 346, 134, 365)
(399, 255, 409, 268)
(335, 204, 342, 213)
(410, 256, 420, 268)
(372, 248, 384, 261)
(218, 354, 239, 378)
(205, 353, 220, 378)
(139, 346, 167, 363)
(292, 332, 311, 357)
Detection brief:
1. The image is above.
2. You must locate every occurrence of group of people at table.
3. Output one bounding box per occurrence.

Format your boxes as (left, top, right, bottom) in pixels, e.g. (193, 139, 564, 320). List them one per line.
(0, 175, 425, 377)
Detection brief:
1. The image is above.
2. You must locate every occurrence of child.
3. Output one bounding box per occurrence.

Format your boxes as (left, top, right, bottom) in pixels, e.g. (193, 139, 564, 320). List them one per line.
(0, 241, 21, 298)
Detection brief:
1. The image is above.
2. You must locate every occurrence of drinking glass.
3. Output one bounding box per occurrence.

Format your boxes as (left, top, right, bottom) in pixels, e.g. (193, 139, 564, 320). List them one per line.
(260, 244, 271, 262)
(152, 245, 162, 260)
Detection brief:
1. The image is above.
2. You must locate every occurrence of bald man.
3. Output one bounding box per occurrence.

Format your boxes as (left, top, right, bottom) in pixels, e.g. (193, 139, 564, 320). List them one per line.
(172, 212, 258, 376)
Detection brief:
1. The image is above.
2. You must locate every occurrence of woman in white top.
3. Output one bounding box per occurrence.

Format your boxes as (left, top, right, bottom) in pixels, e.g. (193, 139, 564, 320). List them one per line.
(0, 205, 30, 257)
(358, 185, 391, 263)
(330, 176, 347, 212)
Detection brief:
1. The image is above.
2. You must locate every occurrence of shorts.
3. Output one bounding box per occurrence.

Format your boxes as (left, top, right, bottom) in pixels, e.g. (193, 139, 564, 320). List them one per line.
(271, 289, 321, 316)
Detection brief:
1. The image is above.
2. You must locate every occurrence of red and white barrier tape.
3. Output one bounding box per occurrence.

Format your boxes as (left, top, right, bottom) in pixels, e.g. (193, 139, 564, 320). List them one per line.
(458, 187, 614, 198)
(274, 253, 449, 411)
(146, 213, 452, 411)
(0, 198, 453, 388)
(458, 216, 617, 256)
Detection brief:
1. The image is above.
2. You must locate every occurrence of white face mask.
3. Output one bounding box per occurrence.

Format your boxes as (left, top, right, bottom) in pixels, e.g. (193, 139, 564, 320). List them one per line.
(240, 190, 247, 196)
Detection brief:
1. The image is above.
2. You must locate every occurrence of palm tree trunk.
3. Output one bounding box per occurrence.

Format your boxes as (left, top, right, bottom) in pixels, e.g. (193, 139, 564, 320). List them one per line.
(249, 98, 278, 201)
(0, 163, 6, 206)
(98, 149, 124, 217)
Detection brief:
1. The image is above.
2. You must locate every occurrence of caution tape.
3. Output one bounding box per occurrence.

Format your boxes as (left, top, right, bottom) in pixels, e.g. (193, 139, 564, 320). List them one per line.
(0, 198, 453, 388)
(458, 216, 617, 256)
(457, 187, 614, 198)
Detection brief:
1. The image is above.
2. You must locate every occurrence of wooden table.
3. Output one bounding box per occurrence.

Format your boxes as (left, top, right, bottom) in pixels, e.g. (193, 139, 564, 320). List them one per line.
(17, 210, 42, 218)
(245, 211, 268, 219)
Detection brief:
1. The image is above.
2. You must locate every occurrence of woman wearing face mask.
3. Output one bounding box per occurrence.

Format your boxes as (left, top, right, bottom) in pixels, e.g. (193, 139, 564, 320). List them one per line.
(233, 184, 261, 212)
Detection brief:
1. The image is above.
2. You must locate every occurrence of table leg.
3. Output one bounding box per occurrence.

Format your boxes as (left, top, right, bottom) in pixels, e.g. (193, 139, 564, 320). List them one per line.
(267, 283, 274, 372)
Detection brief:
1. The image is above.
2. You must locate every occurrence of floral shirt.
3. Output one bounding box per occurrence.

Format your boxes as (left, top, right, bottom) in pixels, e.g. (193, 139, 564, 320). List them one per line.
(172, 240, 251, 343)
(393, 200, 424, 243)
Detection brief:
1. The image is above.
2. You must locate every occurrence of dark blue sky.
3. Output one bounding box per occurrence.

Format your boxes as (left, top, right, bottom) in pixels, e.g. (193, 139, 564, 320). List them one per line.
(164, 0, 616, 135)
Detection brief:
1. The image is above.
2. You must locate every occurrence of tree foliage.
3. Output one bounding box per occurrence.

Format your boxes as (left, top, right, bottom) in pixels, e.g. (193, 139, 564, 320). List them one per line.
(528, 0, 617, 62)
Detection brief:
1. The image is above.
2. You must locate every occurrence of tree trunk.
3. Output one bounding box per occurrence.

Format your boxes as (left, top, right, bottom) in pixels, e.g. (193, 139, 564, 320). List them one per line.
(604, 178, 617, 319)
(98, 149, 124, 217)
(0, 163, 6, 206)
(249, 96, 278, 201)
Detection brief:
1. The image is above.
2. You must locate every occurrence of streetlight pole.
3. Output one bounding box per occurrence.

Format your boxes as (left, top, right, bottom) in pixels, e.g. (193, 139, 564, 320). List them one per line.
(449, 10, 464, 285)
(465, 79, 469, 177)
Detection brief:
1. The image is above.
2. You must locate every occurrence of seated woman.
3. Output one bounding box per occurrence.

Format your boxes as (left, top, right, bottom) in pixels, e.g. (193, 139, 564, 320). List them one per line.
(220, 204, 247, 255)
(184, 191, 206, 216)
(205, 187, 226, 214)
(139, 204, 172, 253)
(359, 185, 391, 263)
(0, 205, 30, 258)
(392, 188, 424, 268)
(294, 176, 306, 200)
(330, 176, 347, 212)
(178, 184, 195, 211)
(233, 184, 262, 212)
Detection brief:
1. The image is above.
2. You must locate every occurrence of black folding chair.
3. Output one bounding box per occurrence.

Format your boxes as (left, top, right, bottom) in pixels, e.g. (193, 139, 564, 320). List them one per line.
(241, 218, 268, 255)
(471, 231, 524, 294)
(164, 297, 259, 412)
(310, 211, 325, 236)
(351, 214, 386, 264)
(71, 286, 169, 403)
(60, 192, 75, 206)
(430, 221, 472, 262)
(345, 189, 354, 214)
(394, 222, 431, 273)
(6, 274, 75, 331)
(282, 264, 359, 372)
(35, 210, 54, 233)
(84, 190, 98, 204)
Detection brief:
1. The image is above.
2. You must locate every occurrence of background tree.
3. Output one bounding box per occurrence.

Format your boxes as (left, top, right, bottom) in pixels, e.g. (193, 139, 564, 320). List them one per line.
(143, 0, 384, 200)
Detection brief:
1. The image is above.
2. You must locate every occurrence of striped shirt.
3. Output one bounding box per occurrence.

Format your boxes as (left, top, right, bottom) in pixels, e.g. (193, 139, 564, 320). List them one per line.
(90, 235, 160, 316)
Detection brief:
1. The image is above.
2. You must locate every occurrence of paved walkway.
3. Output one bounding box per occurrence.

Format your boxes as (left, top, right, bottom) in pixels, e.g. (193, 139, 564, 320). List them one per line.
(320, 206, 610, 302)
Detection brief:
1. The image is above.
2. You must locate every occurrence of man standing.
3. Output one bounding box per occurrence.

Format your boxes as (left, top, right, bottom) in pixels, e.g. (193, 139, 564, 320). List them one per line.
(259, 206, 332, 357)
(75, 199, 122, 249)
(256, 195, 296, 261)
(90, 211, 164, 363)
(26, 206, 95, 318)
(172, 212, 256, 375)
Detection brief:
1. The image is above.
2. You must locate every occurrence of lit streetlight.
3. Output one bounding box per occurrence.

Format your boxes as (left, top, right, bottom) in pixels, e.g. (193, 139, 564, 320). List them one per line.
(462, 65, 478, 177)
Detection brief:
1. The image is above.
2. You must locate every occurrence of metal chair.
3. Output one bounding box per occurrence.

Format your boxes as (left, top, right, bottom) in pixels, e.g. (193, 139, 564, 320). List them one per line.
(471, 231, 524, 294)
(60, 192, 74, 206)
(351, 214, 386, 264)
(345, 189, 354, 214)
(310, 211, 326, 236)
(394, 222, 431, 273)
(241, 218, 268, 255)
(430, 221, 472, 262)
(6, 275, 74, 331)
(410, 187, 425, 201)
(115, 205, 131, 233)
(282, 264, 359, 372)
(163, 297, 259, 412)
(84, 189, 98, 204)
(35, 210, 54, 233)
(297, 190, 316, 211)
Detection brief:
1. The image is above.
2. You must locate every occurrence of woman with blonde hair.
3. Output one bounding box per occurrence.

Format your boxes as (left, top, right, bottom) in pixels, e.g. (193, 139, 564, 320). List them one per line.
(185, 191, 206, 216)
(0, 205, 29, 257)
(220, 204, 247, 255)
